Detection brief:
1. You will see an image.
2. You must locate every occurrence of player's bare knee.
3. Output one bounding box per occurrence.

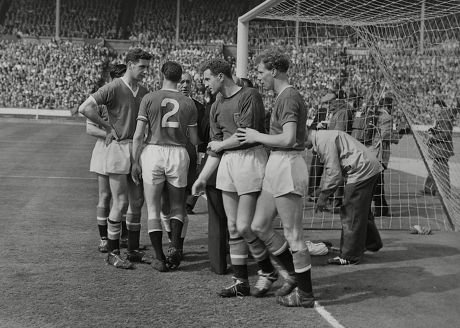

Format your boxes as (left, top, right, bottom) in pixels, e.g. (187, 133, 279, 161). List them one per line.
(236, 221, 252, 239)
(99, 191, 111, 206)
(227, 223, 239, 237)
(251, 222, 268, 238)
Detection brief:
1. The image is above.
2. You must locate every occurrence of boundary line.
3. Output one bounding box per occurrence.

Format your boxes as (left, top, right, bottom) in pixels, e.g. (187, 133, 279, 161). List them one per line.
(315, 301, 346, 328)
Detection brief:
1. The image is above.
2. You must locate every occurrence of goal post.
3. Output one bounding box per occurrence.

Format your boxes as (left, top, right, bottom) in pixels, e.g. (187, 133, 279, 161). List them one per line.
(236, 0, 460, 231)
(236, 0, 285, 78)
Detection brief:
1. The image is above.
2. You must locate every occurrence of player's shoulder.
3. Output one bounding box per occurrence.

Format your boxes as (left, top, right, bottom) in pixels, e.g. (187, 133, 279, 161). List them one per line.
(240, 86, 261, 98)
(96, 78, 120, 92)
(283, 86, 302, 98)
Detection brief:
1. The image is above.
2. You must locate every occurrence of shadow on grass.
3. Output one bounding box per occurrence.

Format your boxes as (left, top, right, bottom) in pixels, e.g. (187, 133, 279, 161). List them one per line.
(315, 265, 460, 306)
(313, 241, 460, 305)
(311, 237, 459, 265)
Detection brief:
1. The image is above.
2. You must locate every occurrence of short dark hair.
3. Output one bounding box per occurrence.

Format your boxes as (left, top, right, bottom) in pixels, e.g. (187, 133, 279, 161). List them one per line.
(109, 64, 127, 79)
(125, 48, 152, 64)
(201, 59, 232, 79)
(257, 50, 290, 73)
(161, 61, 182, 83)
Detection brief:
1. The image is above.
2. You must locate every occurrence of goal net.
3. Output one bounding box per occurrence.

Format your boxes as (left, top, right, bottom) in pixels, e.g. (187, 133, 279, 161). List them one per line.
(237, 0, 460, 231)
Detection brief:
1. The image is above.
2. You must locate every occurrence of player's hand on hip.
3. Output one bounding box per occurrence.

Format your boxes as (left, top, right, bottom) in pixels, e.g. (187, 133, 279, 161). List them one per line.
(105, 127, 119, 146)
(192, 179, 206, 196)
(236, 127, 258, 144)
(131, 162, 142, 185)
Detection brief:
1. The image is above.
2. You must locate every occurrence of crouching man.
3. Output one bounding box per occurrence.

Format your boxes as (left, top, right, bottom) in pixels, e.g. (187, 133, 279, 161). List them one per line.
(306, 129, 383, 265)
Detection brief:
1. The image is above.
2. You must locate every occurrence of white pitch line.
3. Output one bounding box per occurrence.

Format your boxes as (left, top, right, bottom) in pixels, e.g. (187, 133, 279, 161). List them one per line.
(314, 301, 346, 328)
(0, 175, 95, 180)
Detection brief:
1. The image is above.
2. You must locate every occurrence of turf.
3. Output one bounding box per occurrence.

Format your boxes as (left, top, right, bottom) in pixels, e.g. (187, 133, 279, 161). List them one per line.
(1, 120, 459, 328)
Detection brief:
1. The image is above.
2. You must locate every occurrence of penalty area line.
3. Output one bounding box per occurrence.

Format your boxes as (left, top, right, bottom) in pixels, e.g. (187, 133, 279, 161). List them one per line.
(0, 175, 95, 180)
(314, 301, 346, 328)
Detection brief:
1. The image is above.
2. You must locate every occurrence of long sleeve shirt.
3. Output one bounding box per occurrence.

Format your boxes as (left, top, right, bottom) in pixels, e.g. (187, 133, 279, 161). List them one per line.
(313, 130, 383, 192)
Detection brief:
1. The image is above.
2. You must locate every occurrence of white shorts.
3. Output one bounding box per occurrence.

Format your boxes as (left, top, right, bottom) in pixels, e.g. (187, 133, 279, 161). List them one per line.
(90, 138, 108, 176)
(105, 140, 132, 175)
(140, 144, 189, 188)
(263, 150, 308, 198)
(216, 146, 268, 195)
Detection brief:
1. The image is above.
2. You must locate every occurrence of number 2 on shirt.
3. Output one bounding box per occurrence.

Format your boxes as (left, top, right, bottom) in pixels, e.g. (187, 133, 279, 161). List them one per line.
(161, 98, 179, 128)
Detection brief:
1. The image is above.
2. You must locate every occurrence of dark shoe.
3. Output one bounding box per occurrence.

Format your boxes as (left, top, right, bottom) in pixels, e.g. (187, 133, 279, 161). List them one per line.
(251, 270, 278, 297)
(218, 277, 250, 298)
(126, 250, 152, 264)
(276, 287, 315, 308)
(327, 256, 360, 265)
(166, 246, 182, 270)
(106, 250, 134, 269)
(366, 242, 383, 252)
(152, 258, 169, 272)
(119, 237, 128, 248)
(98, 239, 108, 253)
(275, 275, 297, 297)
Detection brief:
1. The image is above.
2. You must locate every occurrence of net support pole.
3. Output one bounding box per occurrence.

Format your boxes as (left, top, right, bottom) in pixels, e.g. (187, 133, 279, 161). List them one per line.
(236, 0, 285, 78)
(295, 0, 300, 47)
(175, 0, 180, 45)
(419, 0, 425, 54)
(401, 113, 456, 231)
(236, 19, 249, 78)
(55, 0, 60, 40)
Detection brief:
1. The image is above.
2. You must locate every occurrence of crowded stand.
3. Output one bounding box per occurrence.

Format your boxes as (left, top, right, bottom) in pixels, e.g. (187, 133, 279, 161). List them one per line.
(0, 0, 459, 127)
(0, 39, 115, 110)
(2, 0, 121, 39)
(128, 0, 258, 44)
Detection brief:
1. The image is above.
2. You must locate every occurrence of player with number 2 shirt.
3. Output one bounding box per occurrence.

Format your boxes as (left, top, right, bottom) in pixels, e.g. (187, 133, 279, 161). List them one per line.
(131, 61, 198, 271)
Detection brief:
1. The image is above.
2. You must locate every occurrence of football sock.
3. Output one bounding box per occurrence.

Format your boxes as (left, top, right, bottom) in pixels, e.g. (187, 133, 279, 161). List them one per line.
(275, 249, 296, 275)
(149, 231, 165, 260)
(107, 218, 121, 252)
(232, 265, 249, 281)
(292, 248, 313, 293)
(96, 206, 108, 239)
(169, 218, 183, 250)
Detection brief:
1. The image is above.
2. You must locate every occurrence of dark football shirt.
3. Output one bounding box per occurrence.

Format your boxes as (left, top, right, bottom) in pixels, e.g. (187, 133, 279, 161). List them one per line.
(270, 86, 307, 151)
(137, 89, 197, 146)
(91, 78, 148, 140)
(209, 87, 265, 156)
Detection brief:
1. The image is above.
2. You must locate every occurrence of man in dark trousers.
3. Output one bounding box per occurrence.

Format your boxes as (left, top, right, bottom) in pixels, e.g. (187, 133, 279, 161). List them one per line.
(307, 129, 383, 265)
(201, 87, 229, 275)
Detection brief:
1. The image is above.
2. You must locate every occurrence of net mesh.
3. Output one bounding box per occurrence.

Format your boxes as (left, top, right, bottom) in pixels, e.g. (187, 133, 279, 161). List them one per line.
(244, 0, 460, 230)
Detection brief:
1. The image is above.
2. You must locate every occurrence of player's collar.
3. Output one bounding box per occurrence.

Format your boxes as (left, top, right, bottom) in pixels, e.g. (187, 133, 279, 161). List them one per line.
(275, 85, 293, 102)
(121, 77, 139, 97)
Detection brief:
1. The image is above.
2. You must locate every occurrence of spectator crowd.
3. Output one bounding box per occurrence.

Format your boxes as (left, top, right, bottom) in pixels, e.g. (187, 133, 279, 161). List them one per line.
(0, 0, 459, 127)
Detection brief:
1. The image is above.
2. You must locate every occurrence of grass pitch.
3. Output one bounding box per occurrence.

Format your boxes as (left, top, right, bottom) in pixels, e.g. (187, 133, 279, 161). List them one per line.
(1, 120, 459, 328)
